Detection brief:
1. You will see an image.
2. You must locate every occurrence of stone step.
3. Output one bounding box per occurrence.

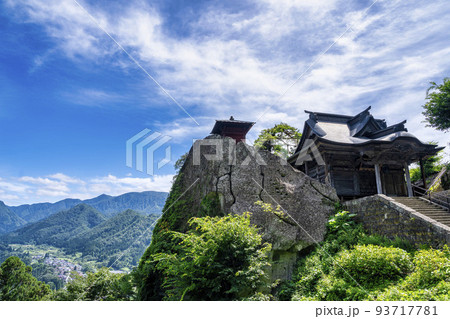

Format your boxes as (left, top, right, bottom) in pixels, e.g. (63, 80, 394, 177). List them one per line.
(424, 218, 450, 222)
(408, 209, 448, 213)
(399, 204, 447, 210)
(428, 218, 450, 222)
(430, 212, 450, 215)
(396, 200, 440, 205)
(400, 206, 449, 214)
(409, 210, 448, 214)
(403, 204, 444, 208)
(435, 221, 450, 227)
(402, 203, 443, 206)
(393, 197, 450, 227)
(415, 212, 447, 216)
(410, 210, 449, 214)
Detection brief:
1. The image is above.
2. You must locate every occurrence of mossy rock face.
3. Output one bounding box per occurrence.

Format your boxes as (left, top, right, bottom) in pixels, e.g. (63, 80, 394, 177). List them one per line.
(200, 192, 224, 217)
(137, 136, 338, 299)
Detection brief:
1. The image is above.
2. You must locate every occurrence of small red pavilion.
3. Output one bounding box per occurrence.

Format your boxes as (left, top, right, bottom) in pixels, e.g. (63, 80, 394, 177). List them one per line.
(210, 116, 255, 142)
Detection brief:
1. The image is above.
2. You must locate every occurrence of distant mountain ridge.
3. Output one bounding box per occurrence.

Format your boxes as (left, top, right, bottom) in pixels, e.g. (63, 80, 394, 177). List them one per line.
(1, 203, 107, 246)
(9, 198, 83, 224)
(1, 203, 159, 270)
(0, 200, 27, 234)
(1, 191, 168, 234)
(83, 191, 167, 217)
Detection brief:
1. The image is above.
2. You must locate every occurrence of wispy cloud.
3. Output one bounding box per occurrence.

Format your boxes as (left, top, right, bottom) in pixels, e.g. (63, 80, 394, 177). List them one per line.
(0, 173, 174, 206)
(62, 88, 127, 107)
(3, 0, 449, 146)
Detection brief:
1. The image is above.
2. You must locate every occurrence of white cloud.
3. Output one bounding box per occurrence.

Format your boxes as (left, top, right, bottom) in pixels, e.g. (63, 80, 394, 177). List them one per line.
(61, 88, 126, 107)
(0, 173, 174, 206)
(3, 1, 449, 160)
(19, 176, 70, 192)
(89, 174, 174, 195)
(47, 173, 86, 185)
(6, 0, 449, 123)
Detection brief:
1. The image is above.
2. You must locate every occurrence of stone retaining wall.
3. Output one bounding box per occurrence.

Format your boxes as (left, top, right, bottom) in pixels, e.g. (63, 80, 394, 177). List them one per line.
(345, 194, 450, 248)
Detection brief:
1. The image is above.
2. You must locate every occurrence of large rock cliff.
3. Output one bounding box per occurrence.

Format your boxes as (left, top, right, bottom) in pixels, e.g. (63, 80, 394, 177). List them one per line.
(142, 135, 338, 285)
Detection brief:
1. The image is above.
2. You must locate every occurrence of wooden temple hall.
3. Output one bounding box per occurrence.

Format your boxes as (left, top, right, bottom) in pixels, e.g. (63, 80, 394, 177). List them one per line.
(288, 107, 444, 199)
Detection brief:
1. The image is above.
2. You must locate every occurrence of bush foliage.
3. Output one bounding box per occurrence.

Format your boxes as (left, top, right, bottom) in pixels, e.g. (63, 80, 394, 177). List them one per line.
(289, 210, 450, 301)
(52, 268, 134, 301)
(334, 245, 413, 288)
(2, 206, 449, 301)
(0, 256, 50, 301)
(152, 213, 272, 300)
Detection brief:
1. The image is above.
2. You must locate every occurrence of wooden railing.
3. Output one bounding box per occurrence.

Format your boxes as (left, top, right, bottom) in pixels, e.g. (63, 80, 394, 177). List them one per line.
(412, 184, 450, 211)
(427, 166, 447, 191)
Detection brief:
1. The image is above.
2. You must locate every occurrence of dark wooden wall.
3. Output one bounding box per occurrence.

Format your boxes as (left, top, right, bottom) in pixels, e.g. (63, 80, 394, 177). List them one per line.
(303, 157, 407, 198)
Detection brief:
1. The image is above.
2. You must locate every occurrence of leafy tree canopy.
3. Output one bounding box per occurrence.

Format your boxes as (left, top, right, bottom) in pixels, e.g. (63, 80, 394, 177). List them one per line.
(152, 213, 272, 300)
(422, 78, 450, 132)
(254, 123, 301, 158)
(409, 144, 444, 184)
(52, 268, 134, 301)
(0, 256, 50, 301)
(174, 152, 189, 173)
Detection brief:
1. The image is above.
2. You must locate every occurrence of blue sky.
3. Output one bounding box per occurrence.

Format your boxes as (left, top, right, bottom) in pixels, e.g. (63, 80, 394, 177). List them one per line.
(0, 0, 449, 205)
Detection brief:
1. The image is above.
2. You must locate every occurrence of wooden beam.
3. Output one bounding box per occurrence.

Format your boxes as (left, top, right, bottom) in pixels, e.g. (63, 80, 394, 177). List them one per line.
(323, 158, 330, 184)
(404, 163, 413, 197)
(419, 158, 427, 189)
(374, 163, 383, 194)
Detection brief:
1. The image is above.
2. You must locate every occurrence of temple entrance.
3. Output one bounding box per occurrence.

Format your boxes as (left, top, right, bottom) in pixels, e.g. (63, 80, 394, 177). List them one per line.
(382, 169, 407, 196)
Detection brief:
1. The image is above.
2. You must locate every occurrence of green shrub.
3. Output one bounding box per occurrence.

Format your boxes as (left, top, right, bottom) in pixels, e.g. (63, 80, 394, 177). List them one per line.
(334, 245, 413, 289)
(52, 268, 134, 301)
(314, 275, 368, 301)
(374, 281, 450, 301)
(287, 209, 450, 301)
(327, 210, 357, 234)
(358, 234, 416, 252)
(404, 247, 450, 289)
(293, 254, 324, 298)
(153, 213, 272, 300)
(290, 210, 364, 300)
(374, 248, 450, 301)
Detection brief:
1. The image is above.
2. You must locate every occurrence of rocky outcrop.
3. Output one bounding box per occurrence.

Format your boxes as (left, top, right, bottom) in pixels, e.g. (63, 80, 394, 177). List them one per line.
(159, 135, 338, 281)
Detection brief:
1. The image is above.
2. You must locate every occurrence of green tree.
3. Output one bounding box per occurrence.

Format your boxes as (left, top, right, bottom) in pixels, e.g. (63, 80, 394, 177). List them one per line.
(153, 213, 272, 300)
(174, 152, 188, 173)
(254, 123, 301, 158)
(409, 147, 444, 183)
(422, 78, 450, 132)
(52, 268, 134, 301)
(0, 256, 50, 301)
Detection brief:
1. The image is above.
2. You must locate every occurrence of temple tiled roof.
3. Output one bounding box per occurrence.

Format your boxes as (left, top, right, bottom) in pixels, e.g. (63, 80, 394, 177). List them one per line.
(292, 106, 444, 156)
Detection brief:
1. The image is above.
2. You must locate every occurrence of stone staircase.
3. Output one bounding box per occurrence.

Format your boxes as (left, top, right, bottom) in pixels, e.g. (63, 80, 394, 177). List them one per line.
(393, 197, 450, 227)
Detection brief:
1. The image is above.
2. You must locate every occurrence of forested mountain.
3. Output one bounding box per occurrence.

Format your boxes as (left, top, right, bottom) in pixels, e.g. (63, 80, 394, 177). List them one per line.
(83, 191, 167, 217)
(0, 204, 160, 270)
(9, 198, 82, 224)
(0, 201, 26, 234)
(1, 204, 106, 246)
(66, 210, 158, 268)
(4, 191, 168, 229)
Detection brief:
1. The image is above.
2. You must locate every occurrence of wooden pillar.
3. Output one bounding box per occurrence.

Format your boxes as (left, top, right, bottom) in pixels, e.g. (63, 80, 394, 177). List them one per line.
(324, 161, 329, 184)
(419, 158, 427, 189)
(374, 163, 383, 194)
(304, 161, 308, 176)
(404, 163, 413, 197)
